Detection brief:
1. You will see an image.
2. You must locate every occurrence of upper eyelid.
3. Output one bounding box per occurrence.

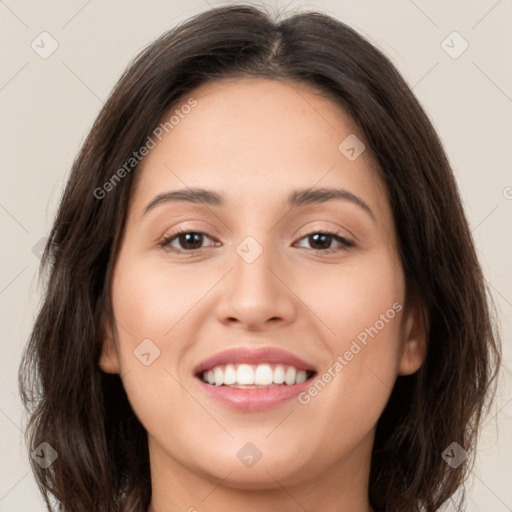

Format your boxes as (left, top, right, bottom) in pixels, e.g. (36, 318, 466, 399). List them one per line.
(162, 219, 355, 240)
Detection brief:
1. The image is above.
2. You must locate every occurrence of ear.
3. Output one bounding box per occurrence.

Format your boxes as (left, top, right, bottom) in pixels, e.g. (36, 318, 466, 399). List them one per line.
(98, 311, 121, 374)
(397, 297, 428, 376)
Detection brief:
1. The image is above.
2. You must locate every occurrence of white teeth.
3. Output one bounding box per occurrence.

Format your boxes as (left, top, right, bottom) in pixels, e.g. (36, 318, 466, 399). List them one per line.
(285, 366, 296, 385)
(273, 365, 285, 384)
(200, 363, 312, 387)
(223, 364, 237, 385)
(254, 364, 273, 385)
(295, 370, 307, 383)
(237, 364, 254, 385)
(213, 366, 223, 386)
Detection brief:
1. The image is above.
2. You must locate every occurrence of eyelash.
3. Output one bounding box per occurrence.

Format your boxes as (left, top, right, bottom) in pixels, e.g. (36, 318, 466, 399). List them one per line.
(159, 228, 355, 255)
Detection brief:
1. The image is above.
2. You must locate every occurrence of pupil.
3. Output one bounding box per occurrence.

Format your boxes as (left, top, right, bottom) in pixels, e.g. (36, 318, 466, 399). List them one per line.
(180, 232, 202, 249)
(310, 233, 331, 250)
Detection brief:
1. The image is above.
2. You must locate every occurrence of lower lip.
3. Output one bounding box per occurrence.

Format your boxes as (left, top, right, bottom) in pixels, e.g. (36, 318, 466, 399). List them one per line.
(195, 376, 314, 411)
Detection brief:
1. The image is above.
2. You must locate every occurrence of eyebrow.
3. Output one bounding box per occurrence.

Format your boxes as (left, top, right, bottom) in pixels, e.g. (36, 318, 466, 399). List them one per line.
(142, 187, 376, 222)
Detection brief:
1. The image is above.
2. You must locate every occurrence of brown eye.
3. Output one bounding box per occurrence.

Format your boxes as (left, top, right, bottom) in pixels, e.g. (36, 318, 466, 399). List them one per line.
(160, 231, 216, 252)
(295, 231, 354, 253)
(307, 233, 335, 250)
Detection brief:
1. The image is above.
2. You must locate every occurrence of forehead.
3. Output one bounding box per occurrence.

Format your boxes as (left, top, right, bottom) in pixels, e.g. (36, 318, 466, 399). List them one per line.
(128, 77, 391, 225)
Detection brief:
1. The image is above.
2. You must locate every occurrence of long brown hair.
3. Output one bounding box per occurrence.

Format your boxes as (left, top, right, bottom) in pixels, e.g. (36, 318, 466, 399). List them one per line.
(18, 4, 501, 511)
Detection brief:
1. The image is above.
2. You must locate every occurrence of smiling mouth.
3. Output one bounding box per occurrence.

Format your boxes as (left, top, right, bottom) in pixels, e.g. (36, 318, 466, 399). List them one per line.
(196, 363, 317, 388)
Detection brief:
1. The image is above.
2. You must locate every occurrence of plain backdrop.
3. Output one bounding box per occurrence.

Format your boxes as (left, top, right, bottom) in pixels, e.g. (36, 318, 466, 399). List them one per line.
(1, 0, 511, 510)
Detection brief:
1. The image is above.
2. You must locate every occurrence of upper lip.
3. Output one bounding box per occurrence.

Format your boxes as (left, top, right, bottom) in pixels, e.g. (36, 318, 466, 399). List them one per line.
(194, 346, 317, 375)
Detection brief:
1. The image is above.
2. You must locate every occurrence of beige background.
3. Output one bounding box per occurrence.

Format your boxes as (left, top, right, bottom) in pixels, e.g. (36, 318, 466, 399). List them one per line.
(1, 0, 511, 510)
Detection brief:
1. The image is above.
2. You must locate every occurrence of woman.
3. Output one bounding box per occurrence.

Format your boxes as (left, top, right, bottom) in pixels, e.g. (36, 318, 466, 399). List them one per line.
(18, 4, 501, 511)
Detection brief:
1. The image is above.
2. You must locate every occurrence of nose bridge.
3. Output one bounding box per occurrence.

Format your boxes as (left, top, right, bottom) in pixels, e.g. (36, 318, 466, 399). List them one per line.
(214, 232, 296, 328)
(232, 232, 280, 301)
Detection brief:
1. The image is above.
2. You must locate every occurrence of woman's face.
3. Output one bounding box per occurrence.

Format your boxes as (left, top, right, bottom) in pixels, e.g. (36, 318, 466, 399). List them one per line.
(100, 78, 425, 501)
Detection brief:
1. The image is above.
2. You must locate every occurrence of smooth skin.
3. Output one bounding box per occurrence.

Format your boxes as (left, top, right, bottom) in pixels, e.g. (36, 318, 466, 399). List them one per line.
(99, 77, 427, 512)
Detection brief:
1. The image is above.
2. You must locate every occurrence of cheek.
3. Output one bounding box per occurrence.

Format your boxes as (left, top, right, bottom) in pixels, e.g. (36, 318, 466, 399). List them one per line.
(295, 251, 404, 429)
(110, 256, 199, 345)
(108, 257, 201, 439)
(296, 248, 404, 346)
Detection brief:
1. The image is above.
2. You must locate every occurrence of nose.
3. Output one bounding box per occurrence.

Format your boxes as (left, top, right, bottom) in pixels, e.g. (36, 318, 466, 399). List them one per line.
(214, 239, 297, 331)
